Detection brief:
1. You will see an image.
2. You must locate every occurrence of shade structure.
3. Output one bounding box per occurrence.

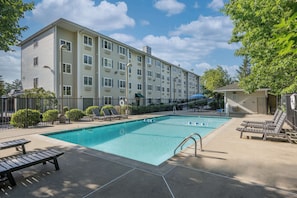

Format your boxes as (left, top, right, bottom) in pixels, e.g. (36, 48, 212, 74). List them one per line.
(189, 93, 206, 100)
(135, 93, 144, 98)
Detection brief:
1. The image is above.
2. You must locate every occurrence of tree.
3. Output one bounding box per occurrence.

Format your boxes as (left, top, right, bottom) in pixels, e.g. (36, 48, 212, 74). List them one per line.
(200, 66, 232, 93)
(0, 76, 5, 96)
(236, 55, 251, 81)
(0, 0, 34, 51)
(223, 0, 297, 94)
(5, 79, 22, 94)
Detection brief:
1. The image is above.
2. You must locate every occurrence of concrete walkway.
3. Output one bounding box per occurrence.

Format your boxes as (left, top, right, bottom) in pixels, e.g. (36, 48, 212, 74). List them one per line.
(0, 111, 296, 198)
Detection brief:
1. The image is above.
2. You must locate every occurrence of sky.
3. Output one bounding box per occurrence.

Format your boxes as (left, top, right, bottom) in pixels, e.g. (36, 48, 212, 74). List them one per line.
(0, 0, 242, 84)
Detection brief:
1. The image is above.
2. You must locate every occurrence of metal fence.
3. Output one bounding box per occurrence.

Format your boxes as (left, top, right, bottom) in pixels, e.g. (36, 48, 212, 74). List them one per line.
(285, 94, 297, 130)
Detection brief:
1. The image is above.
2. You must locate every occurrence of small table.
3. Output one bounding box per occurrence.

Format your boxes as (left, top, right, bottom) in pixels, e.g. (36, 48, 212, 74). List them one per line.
(0, 139, 31, 154)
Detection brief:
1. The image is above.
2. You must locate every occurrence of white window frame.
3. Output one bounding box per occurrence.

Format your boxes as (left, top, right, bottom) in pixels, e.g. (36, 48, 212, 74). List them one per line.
(104, 96, 112, 105)
(118, 62, 126, 71)
(60, 39, 72, 52)
(137, 69, 142, 76)
(103, 58, 112, 68)
(119, 80, 126, 89)
(83, 76, 93, 86)
(147, 70, 153, 77)
(156, 85, 161, 92)
(83, 35, 93, 46)
(63, 63, 72, 74)
(104, 77, 112, 87)
(137, 55, 142, 63)
(137, 83, 142, 90)
(63, 85, 72, 96)
(33, 78, 38, 88)
(33, 57, 38, 66)
(147, 84, 153, 91)
(103, 40, 112, 51)
(118, 46, 126, 56)
(83, 54, 93, 65)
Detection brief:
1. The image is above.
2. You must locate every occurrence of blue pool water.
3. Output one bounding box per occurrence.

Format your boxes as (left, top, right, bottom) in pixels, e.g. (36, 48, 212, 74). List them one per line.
(45, 115, 230, 166)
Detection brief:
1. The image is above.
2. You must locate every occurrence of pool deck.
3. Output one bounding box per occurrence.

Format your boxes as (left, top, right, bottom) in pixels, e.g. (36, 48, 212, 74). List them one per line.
(0, 110, 296, 198)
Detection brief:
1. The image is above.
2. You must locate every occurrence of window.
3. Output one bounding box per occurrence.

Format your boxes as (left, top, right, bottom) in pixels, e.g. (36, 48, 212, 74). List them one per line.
(33, 78, 38, 88)
(83, 35, 92, 46)
(33, 57, 38, 66)
(118, 46, 126, 55)
(137, 69, 142, 76)
(147, 84, 153, 91)
(156, 73, 161, 78)
(103, 58, 112, 68)
(104, 96, 112, 105)
(137, 55, 142, 63)
(63, 63, 71, 74)
(84, 76, 93, 86)
(63, 86, 72, 96)
(118, 62, 126, 71)
(119, 80, 125, 89)
(147, 70, 153, 77)
(137, 84, 142, 90)
(156, 60, 161, 67)
(129, 82, 132, 89)
(156, 86, 161, 91)
(33, 40, 38, 48)
(60, 39, 72, 51)
(147, 57, 152, 64)
(103, 40, 112, 50)
(104, 77, 112, 87)
(167, 88, 170, 92)
(83, 54, 93, 65)
(128, 52, 131, 59)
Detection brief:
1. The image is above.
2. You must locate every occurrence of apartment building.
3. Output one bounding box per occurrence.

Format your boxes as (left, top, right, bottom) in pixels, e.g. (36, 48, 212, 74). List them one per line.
(20, 18, 199, 110)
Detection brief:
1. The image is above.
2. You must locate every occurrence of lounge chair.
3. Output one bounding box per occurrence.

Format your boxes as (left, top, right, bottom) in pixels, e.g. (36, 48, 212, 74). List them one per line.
(242, 109, 281, 125)
(236, 112, 287, 140)
(240, 110, 283, 129)
(0, 149, 64, 186)
(0, 139, 31, 154)
(110, 108, 127, 119)
(92, 108, 104, 121)
(102, 108, 115, 121)
(285, 129, 297, 144)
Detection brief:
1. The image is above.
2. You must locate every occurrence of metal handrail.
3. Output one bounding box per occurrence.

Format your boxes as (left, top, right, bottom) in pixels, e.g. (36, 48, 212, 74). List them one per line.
(174, 133, 203, 157)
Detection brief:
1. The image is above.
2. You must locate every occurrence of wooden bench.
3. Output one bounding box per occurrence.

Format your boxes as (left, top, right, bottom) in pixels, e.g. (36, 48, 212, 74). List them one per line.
(0, 149, 64, 186)
(0, 139, 31, 154)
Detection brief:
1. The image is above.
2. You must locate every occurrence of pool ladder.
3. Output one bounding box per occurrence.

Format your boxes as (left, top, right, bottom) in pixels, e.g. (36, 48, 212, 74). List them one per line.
(174, 133, 203, 157)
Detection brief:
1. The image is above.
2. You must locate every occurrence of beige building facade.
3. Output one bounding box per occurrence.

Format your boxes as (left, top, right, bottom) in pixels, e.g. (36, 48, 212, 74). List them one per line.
(20, 18, 199, 110)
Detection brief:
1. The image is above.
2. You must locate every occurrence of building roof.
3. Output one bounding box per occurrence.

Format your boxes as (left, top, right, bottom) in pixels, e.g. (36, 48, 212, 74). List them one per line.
(214, 83, 270, 93)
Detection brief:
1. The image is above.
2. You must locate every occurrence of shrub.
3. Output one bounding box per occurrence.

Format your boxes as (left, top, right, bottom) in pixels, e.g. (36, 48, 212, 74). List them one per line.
(65, 109, 85, 121)
(100, 105, 113, 114)
(10, 109, 41, 128)
(42, 109, 59, 124)
(85, 106, 100, 116)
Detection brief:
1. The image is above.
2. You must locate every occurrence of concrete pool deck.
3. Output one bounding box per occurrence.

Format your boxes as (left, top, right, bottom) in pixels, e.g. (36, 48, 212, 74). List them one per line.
(0, 110, 296, 197)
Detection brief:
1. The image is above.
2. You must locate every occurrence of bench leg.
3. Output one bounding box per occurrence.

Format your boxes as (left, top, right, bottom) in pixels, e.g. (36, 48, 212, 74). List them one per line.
(6, 172, 16, 186)
(53, 158, 60, 170)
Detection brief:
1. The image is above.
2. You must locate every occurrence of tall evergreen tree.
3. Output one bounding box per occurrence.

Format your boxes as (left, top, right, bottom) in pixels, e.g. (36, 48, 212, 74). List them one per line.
(236, 55, 251, 81)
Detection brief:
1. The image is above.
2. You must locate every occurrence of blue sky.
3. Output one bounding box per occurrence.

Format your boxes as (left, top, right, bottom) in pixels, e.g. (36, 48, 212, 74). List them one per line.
(0, 0, 242, 83)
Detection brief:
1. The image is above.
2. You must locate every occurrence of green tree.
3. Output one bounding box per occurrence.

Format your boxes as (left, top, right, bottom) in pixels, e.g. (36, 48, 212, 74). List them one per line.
(223, 0, 297, 94)
(5, 79, 22, 93)
(200, 66, 231, 93)
(0, 76, 5, 96)
(0, 0, 34, 51)
(236, 55, 251, 81)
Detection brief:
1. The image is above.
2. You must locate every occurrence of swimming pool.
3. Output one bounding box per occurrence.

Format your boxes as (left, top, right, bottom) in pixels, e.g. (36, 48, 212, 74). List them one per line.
(45, 115, 230, 166)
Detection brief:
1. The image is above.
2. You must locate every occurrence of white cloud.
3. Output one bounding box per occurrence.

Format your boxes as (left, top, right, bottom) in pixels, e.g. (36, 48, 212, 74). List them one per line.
(0, 49, 21, 83)
(32, 0, 135, 31)
(208, 0, 224, 11)
(140, 20, 150, 26)
(154, 0, 186, 16)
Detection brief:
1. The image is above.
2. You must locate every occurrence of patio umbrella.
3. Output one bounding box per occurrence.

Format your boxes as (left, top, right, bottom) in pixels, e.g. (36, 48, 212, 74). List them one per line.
(189, 93, 206, 100)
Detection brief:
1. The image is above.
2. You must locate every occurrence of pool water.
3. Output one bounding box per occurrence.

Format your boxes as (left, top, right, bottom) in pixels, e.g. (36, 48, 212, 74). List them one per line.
(45, 115, 230, 166)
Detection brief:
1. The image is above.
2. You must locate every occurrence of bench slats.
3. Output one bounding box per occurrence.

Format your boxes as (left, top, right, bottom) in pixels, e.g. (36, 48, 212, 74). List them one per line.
(0, 149, 64, 186)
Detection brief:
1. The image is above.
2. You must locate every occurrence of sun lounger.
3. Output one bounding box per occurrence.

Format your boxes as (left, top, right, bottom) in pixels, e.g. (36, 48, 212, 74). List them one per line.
(242, 109, 281, 125)
(285, 129, 297, 144)
(236, 112, 287, 140)
(0, 139, 31, 154)
(102, 108, 115, 121)
(0, 149, 64, 186)
(92, 108, 104, 121)
(240, 111, 283, 129)
(110, 108, 127, 119)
